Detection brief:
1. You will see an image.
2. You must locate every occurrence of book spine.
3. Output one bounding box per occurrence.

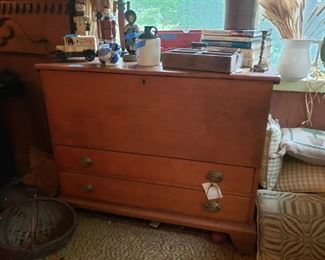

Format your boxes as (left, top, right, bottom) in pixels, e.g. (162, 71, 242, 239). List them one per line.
(201, 35, 258, 42)
(207, 41, 271, 50)
(201, 31, 260, 37)
(202, 40, 257, 49)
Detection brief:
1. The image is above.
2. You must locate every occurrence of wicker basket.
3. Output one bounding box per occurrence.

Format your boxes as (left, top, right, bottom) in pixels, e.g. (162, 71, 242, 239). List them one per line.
(0, 198, 76, 259)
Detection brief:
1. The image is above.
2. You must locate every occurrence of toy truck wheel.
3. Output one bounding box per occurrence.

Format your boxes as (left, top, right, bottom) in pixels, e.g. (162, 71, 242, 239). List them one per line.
(84, 50, 96, 61)
(55, 50, 67, 62)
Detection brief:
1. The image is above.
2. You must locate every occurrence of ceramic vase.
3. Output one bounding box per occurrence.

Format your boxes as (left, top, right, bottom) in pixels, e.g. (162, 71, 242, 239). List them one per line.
(277, 39, 317, 80)
(136, 26, 161, 66)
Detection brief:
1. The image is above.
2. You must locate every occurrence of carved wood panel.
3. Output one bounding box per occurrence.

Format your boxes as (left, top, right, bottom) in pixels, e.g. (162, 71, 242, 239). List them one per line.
(0, 0, 68, 15)
(0, 0, 70, 54)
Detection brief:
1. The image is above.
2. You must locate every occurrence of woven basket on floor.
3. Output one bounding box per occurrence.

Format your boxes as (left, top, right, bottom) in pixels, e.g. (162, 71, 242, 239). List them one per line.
(0, 198, 76, 259)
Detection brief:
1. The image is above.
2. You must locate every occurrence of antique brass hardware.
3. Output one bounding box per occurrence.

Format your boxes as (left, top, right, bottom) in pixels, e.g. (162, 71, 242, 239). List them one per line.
(81, 184, 94, 193)
(79, 156, 93, 167)
(207, 171, 223, 183)
(204, 200, 221, 212)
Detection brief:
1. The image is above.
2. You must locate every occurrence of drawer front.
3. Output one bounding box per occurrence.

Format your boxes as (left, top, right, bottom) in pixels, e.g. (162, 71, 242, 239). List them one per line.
(56, 145, 255, 195)
(42, 71, 271, 167)
(60, 172, 251, 223)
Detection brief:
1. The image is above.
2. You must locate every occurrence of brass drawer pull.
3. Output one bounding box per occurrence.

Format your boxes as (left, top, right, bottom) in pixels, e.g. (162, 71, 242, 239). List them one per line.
(207, 171, 223, 183)
(81, 184, 94, 193)
(79, 156, 93, 167)
(205, 200, 221, 212)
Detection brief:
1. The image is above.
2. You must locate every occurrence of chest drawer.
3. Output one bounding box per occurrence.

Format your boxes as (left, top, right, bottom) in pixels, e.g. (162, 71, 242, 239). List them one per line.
(56, 145, 255, 195)
(59, 172, 251, 223)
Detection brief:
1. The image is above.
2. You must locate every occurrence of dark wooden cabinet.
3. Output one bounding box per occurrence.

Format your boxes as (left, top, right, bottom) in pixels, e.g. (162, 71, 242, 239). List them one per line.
(36, 62, 280, 254)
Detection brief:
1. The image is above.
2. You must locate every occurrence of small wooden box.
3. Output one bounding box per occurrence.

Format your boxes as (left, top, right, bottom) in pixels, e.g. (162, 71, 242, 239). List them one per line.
(161, 48, 243, 73)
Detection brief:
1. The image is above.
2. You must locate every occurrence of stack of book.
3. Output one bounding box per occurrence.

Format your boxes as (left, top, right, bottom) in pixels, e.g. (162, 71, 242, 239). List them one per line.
(200, 29, 272, 67)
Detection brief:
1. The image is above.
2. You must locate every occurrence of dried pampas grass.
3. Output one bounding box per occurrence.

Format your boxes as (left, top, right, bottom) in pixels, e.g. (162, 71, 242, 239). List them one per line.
(304, 3, 325, 39)
(260, 0, 306, 39)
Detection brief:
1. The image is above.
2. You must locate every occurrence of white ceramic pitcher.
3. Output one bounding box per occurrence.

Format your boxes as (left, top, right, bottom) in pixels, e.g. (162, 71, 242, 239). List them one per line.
(277, 39, 319, 80)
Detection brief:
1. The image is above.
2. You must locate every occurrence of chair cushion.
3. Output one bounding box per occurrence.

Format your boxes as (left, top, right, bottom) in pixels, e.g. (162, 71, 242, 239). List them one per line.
(257, 189, 325, 260)
(260, 115, 283, 190)
(280, 128, 325, 166)
(275, 156, 325, 193)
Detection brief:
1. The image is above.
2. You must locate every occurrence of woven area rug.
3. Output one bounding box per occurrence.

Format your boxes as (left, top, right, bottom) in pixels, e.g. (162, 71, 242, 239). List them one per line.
(47, 209, 255, 260)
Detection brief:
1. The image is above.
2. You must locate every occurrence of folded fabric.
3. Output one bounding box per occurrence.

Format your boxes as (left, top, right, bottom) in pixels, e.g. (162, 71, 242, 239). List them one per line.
(280, 128, 325, 166)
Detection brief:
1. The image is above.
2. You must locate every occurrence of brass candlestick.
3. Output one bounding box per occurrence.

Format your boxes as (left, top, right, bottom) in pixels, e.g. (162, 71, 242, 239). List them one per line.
(251, 30, 269, 72)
